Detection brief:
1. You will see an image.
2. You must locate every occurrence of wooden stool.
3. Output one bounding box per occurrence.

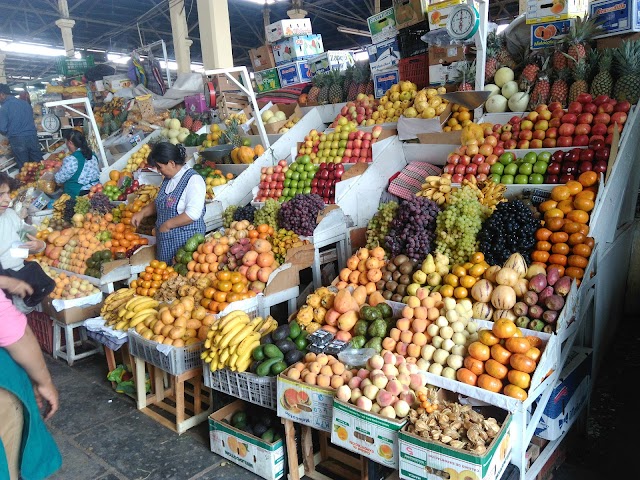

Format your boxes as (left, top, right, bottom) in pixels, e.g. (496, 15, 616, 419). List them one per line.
(133, 356, 213, 434)
(52, 320, 102, 366)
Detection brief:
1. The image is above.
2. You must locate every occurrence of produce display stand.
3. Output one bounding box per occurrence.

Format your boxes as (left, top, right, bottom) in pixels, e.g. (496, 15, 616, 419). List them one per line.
(52, 319, 102, 367)
(48, 263, 132, 294)
(99, 129, 164, 184)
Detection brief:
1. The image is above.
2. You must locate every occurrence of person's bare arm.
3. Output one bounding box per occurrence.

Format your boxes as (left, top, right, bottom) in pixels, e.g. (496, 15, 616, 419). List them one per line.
(131, 201, 157, 229)
(158, 212, 194, 232)
(0, 276, 33, 298)
(4, 326, 58, 420)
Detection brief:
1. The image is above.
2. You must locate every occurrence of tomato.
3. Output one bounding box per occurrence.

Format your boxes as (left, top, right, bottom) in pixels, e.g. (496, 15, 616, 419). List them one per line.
(490, 344, 513, 365)
(492, 318, 518, 339)
(477, 373, 503, 393)
(456, 368, 478, 386)
(485, 359, 509, 380)
(510, 353, 537, 373)
(503, 383, 528, 401)
(468, 341, 491, 361)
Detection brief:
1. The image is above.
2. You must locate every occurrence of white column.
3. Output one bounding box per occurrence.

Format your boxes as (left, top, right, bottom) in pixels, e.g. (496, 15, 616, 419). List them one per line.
(197, 0, 233, 69)
(0, 53, 6, 84)
(56, 0, 75, 58)
(169, 0, 193, 74)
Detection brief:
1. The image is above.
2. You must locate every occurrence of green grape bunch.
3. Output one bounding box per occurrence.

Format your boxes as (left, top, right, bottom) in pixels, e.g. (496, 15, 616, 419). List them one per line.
(223, 205, 238, 228)
(74, 196, 91, 215)
(435, 185, 491, 265)
(366, 201, 398, 251)
(253, 199, 281, 230)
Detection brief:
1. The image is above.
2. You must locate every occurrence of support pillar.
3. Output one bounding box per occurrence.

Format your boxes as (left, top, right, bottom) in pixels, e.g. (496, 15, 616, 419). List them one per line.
(197, 0, 233, 69)
(0, 53, 6, 84)
(56, 0, 75, 58)
(169, 0, 193, 74)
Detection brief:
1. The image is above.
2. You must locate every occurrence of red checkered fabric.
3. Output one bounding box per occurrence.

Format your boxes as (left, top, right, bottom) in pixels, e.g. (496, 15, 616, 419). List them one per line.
(388, 162, 442, 200)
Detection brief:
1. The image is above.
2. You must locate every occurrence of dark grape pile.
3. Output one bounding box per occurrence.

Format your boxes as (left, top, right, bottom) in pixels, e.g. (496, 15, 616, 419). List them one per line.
(366, 201, 398, 250)
(233, 204, 256, 223)
(63, 198, 76, 222)
(478, 199, 541, 265)
(223, 205, 238, 228)
(89, 192, 114, 214)
(278, 194, 325, 236)
(385, 197, 440, 261)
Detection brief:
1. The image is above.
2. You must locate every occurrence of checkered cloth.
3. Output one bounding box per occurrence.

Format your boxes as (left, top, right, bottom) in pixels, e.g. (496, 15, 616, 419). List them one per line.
(388, 162, 443, 201)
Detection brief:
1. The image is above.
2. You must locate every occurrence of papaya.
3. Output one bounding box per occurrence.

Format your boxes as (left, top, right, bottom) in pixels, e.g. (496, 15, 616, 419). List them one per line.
(254, 144, 265, 157)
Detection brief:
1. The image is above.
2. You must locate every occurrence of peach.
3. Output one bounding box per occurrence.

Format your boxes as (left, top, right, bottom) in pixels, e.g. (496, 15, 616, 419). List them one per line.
(363, 384, 380, 400)
(360, 378, 372, 389)
(371, 373, 389, 389)
(406, 343, 421, 359)
(370, 369, 384, 378)
(368, 354, 384, 370)
(336, 385, 351, 402)
(356, 396, 373, 411)
(402, 306, 414, 319)
(343, 370, 354, 382)
(407, 296, 420, 308)
(397, 363, 410, 376)
(357, 368, 370, 379)
(395, 342, 408, 356)
(350, 388, 363, 403)
(317, 375, 331, 388)
(348, 376, 362, 389)
(397, 373, 411, 386)
(330, 375, 344, 389)
(309, 362, 321, 374)
(376, 389, 396, 408)
(410, 373, 426, 391)
(413, 307, 428, 320)
(389, 328, 401, 341)
(382, 364, 399, 377)
(394, 399, 410, 417)
(406, 361, 418, 373)
(383, 351, 397, 366)
(382, 337, 397, 351)
(412, 332, 428, 347)
(395, 354, 406, 365)
(396, 318, 411, 332)
(304, 352, 317, 362)
(371, 403, 381, 414)
(427, 307, 440, 320)
(400, 330, 414, 344)
(320, 365, 333, 376)
(399, 391, 416, 407)
(416, 288, 429, 300)
(380, 405, 396, 419)
(386, 379, 403, 396)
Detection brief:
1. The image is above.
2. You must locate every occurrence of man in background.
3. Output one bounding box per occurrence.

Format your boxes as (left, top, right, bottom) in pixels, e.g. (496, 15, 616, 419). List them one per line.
(0, 84, 43, 169)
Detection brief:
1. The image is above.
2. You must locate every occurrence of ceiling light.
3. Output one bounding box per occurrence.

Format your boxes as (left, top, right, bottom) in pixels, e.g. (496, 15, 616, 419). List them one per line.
(337, 26, 371, 38)
(1, 42, 67, 57)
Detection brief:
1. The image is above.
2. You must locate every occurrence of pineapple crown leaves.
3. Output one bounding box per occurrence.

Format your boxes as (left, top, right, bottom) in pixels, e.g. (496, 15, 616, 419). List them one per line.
(613, 39, 640, 75)
(453, 60, 477, 84)
(570, 58, 590, 81)
(567, 14, 605, 44)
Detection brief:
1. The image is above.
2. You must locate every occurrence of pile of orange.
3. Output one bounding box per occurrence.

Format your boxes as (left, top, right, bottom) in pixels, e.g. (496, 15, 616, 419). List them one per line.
(532, 172, 597, 283)
(439, 252, 490, 299)
(104, 222, 149, 255)
(130, 260, 177, 297)
(456, 318, 544, 401)
(199, 270, 257, 313)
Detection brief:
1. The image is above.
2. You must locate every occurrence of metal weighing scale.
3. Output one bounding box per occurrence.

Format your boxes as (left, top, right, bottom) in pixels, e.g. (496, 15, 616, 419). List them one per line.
(41, 113, 61, 134)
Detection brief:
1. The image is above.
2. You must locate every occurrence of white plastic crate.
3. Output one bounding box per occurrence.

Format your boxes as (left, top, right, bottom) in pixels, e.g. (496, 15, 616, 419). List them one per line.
(127, 330, 203, 375)
(203, 367, 278, 410)
(86, 329, 128, 351)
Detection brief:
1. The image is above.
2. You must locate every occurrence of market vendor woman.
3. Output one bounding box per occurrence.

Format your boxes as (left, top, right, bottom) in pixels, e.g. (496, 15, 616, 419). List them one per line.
(54, 131, 100, 198)
(131, 142, 205, 264)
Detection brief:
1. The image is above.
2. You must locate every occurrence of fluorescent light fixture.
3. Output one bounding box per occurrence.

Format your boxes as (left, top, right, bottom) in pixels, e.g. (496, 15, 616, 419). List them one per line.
(496, 24, 509, 34)
(242, 0, 280, 4)
(0, 41, 81, 59)
(14, 87, 24, 91)
(337, 26, 371, 38)
(354, 51, 369, 62)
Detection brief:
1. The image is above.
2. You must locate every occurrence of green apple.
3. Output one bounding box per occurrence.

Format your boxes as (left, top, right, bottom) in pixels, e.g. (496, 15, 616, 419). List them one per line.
(284, 179, 291, 187)
(504, 163, 519, 176)
(518, 163, 533, 175)
(523, 152, 538, 164)
(529, 173, 544, 184)
(532, 161, 548, 174)
(490, 163, 504, 175)
(489, 173, 502, 183)
(499, 152, 515, 165)
(501, 174, 514, 184)
(514, 174, 529, 184)
(537, 151, 552, 162)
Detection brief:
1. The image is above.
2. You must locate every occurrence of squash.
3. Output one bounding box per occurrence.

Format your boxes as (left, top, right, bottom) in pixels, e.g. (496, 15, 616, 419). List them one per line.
(231, 148, 240, 164)
(503, 253, 528, 278)
(237, 146, 255, 164)
(254, 144, 265, 157)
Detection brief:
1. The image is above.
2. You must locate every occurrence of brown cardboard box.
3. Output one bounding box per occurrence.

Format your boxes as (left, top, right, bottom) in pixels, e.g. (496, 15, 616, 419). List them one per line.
(394, 0, 428, 29)
(596, 32, 640, 50)
(428, 45, 467, 65)
(249, 45, 276, 72)
(252, 103, 303, 135)
(263, 242, 315, 296)
(349, 227, 367, 254)
(42, 296, 104, 325)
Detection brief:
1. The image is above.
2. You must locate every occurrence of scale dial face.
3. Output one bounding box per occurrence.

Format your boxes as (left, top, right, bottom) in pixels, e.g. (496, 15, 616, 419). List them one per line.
(446, 4, 479, 41)
(41, 113, 61, 133)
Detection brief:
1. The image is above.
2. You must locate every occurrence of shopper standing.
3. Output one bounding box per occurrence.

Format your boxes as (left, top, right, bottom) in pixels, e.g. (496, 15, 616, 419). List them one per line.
(130, 142, 205, 264)
(54, 130, 100, 198)
(0, 84, 43, 170)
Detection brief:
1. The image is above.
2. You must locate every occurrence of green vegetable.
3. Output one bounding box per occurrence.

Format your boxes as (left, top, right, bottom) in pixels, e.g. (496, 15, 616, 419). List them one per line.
(183, 238, 199, 253)
(354, 320, 368, 337)
(262, 344, 284, 359)
(367, 319, 387, 338)
(270, 361, 287, 375)
(360, 306, 381, 321)
(261, 428, 275, 443)
(376, 302, 393, 319)
(256, 357, 281, 376)
(252, 345, 265, 361)
(294, 335, 308, 351)
(364, 337, 383, 353)
(231, 411, 247, 427)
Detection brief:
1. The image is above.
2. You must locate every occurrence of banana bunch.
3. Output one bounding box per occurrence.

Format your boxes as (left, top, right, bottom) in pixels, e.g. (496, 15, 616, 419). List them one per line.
(460, 177, 507, 211)
(416, 175, 452, 205)
(101, 288, 136, 325)
(134, 185, 159, 205)
(201, 311, 278, 373)
(110, 295, 159, 331)
(52, 193, 71, 220)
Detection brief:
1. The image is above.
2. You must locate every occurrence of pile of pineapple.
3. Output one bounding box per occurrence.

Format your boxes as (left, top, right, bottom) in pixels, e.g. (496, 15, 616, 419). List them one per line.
(305, 64, 375, 105)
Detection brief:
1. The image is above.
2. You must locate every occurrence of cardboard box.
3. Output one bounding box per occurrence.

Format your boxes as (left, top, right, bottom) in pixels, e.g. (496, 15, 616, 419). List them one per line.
(42, 295, 104, 325)
(307, 50, 355, 76)
(263, 242, 315, 296)
(367, 38, 401, 74)
(526, 0, 588, 24)
(184, 93, 208, 114)
(103, 74, 133, 93)
(276, 367, 335, 432)
(208, 400, 285, 480)
(530, 19, 573, 49)
(276, 61, 312, 88)
(428, 45, 467, 65)
(399, 402, 512, 480)
(428, 62, 465, 85)
(252, 103, 303, 135)
(213, 72, 245, 94)
(368, 7, 399, 44)
(331, 399, 406, 469)
(249, 45, 277, 72)
(265, 18, 313, 43)
(531, 347, 593, 441)
(254, 68, 281, 93)
(596, 30, 640, 49)
(427, 0, 465, 31)
(393, 0, 428, 29)
(271, 35, 323, 66)
(590, 0, 640, 37)
(373, 68, 401, 98)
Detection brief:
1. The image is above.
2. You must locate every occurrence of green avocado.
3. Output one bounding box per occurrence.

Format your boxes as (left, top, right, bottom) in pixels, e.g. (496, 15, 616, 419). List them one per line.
(361, 306, 381, 322)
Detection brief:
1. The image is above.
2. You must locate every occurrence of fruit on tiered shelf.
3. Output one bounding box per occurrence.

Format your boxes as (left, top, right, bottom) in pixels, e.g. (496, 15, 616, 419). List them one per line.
(123, 143, 151, 173)
(330, 94, 379, 128)
(515, 267, 574, 333)
(379, 252, 451, 301)
(278, 193, 325, 236)
(253, 200, 281, 231)
(270, 228, 307, 264)
(161, 117, 192, 145)
(334, 351, 426, 419)
(197, 123, 222, 150)
(252, 320, 309, 375)
(460, 319, 546, 400)
(41, 266, 101, 300)
(542, 145, 608, 185)
(84, 249, 114, 278)
(435, 185, 491, 265)
(442, 104, 474, 132)
(255, 159, 295, 202)
(412, 87, 450, 120)
(295, 287, 336, 334)
(311, 162, 344, 204)
(278, 117, 301, 134)
(100, 287, 135, 320)
(109, 295, 160, 332)
(377, 81, 420, 121)
(230, 144, 265, 165)
(335, 247, 387, 291)
(489, 151, 552, 185)
(202, 310, 278, 373)
(318, 283, 374, 344)
(385, 196, 440, 261)
(531, 177, 597, 282)
(17, 162, 43, 184)
(365, 201, 399, 251)
(129, 260, 178, 297)
(193, 164, 233, 200)
(417, 175, 453, 205)
(612, 39, 640, 104)
(382, 290, 477, 380)
(349, 301, 396, 351)
(282, 352, 355, 390)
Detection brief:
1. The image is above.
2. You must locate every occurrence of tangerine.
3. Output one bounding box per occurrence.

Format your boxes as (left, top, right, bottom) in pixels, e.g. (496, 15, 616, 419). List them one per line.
(565, 180, 583, 195)
(550, 185, 571, 201)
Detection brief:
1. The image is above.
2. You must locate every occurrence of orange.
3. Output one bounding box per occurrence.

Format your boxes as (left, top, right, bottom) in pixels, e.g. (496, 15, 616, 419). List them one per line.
(556, 199, 574, 215)
(109, 170, 121, 182)
(550, 185, 571, 202)
(578, 171, 598, 187)
(544, 208, 565, 221)
(538, 199, 558, 212)
(573, 197, 594, 212)
(566, 210, 589, 224)
(565, 180, 583, 195)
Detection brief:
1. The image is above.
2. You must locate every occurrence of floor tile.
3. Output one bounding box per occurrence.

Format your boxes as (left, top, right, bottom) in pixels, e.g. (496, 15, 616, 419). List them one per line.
(48, 435, 108, 480)
(192, 462, 263, 480)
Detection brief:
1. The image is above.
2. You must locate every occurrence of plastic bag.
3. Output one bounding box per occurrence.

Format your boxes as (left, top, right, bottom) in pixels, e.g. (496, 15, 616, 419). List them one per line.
(37, 171, 57, 196)
(107, 364, 150, 395)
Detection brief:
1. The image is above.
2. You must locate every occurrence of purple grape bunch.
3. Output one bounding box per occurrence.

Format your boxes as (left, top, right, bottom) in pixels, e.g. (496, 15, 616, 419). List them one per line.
(278, 194, 325, 236)
(385, 196, 440, 261)
(89, 192, 114, 214)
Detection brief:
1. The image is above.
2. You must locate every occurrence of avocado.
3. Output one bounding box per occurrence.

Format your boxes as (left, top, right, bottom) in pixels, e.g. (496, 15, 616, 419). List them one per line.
(256, 357, 282, 376)
(252, 345, 265, 361)
(262, 344, 284, 359)
(253, 422, 269, 437)
(294, 335, 308, 351)
(272, 324, 290, 341)
(261, 428, 275, 443)
(276, 339, 296, 354)
(270, 361, 287, 375)
(260, 333, 274, 345)
(284, 349, 304, 365)
(288, 320, 301, 339)
(249, 361, 260, 374)
(231, 411, 247, 428)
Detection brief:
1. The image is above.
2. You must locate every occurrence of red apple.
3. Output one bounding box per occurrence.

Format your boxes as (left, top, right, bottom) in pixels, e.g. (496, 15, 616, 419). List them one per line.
(542, 138, 557, 148)
(568, 102, 583, 114)
(595, 147, 610, 162)
(510, 116, 522, 124)
(580, 148, 595, 161)
(503, 124, 513, 132)
(559, 174, 575, 184)
(517, 139, 530, 149)
(597, 103, 614, 114)
(558, 123, 576, 136)
(589, 134, 605, 143)
(582, 103, 598, 114)
(546, 174, 559, 184)
(577, 113, 593, 124)
(447, 153, 460, 164)
(539, 109, 552, 121)
(545, 127, 558, 139)
(551, 108, 565, 119)
(465, 164, 478, 174)
(472, 154, 485, 164)
(611, 111, 627, 125)
(479, 144, 494, 156)
(577, 93, 593, 104)
(530, 139, 543, 148)
(532, 129, 546, 140)
(575, 123, 591, 135)
(547, 162, 561, 174)
(459, 155, 471, 165)
(478, 163, 491, 174)
(504, 139, 518, 149)
(452, 173, 464, 183)
(593, 95, 610, 106)
(493, 123, 503, 131)
(589, 138, 605, 151)
(486, 154, 498, 165)
(527, 111, 540, 122)
(591, 123, 608, 136)
(557, 136, 573, 147)
(501, 131, 513, 141)
(614, 100, 631, 113)
(548, 102, 563, 112)
(476, 173, 488, 182)
(593, 160, 608, 174)
(561, 113, 577, 124)
(549, 117, 562, 128)
(578, 161, 593, 173)
(443, 164, 456, 174)
(493, 146, 505, 156)
(534, 119, 549, 130)
(552, 150, 565, 163)
(519, 130, 533, 140)
(593, 113, 611, 125)
(573, 134, 590, 146)
(521, 119, 534, 130)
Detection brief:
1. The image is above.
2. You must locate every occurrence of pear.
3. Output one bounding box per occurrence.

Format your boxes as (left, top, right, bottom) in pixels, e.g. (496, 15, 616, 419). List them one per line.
(421, 255, 436, 274)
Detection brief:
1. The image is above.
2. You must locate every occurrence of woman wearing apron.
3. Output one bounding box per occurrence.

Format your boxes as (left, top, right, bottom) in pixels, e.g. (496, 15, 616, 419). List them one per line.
(54, 130, 100, 198)
(131, 143, 206, 264)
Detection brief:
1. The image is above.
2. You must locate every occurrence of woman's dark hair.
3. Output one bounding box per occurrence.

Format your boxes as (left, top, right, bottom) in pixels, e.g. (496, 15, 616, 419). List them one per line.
(148, 142, 187, 166)
(67, 130, 93, 160)
(0, 171, 17, 191)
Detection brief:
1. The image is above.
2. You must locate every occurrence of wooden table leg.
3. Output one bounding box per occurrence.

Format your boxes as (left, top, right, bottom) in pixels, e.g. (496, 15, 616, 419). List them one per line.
(135, 357, 147, 409)
(193, 375, 202, 414)
(284, 419, 300, 480)
(302, 425, 315, 474)
(105, 347, 117, 388)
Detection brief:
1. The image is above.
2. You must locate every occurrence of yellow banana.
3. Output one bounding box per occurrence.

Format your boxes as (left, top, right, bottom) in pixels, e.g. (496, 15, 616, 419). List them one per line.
(118, 307, 128, 319)
(246, 317, 263, 331)
(129, 309, 158, 324)
(220, 315, 250, 336)
(236, 333, 260, 356)
(236, 355, 253, 373)
(114, 320, 128, 330)
(219, 348, 231, 365)
(123, 296, 142, 311)
(129, 313, 154, 328)
(218, 323, 246, 349)
(201, 350, 210, 360)
(228, 325, 257, 348)
(132, 299, 159, 312)
(124, 310, 137, 320)
(204, 338, 212, 349)
(228, 353, 239, 369)
(218, 310, 249, 331)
